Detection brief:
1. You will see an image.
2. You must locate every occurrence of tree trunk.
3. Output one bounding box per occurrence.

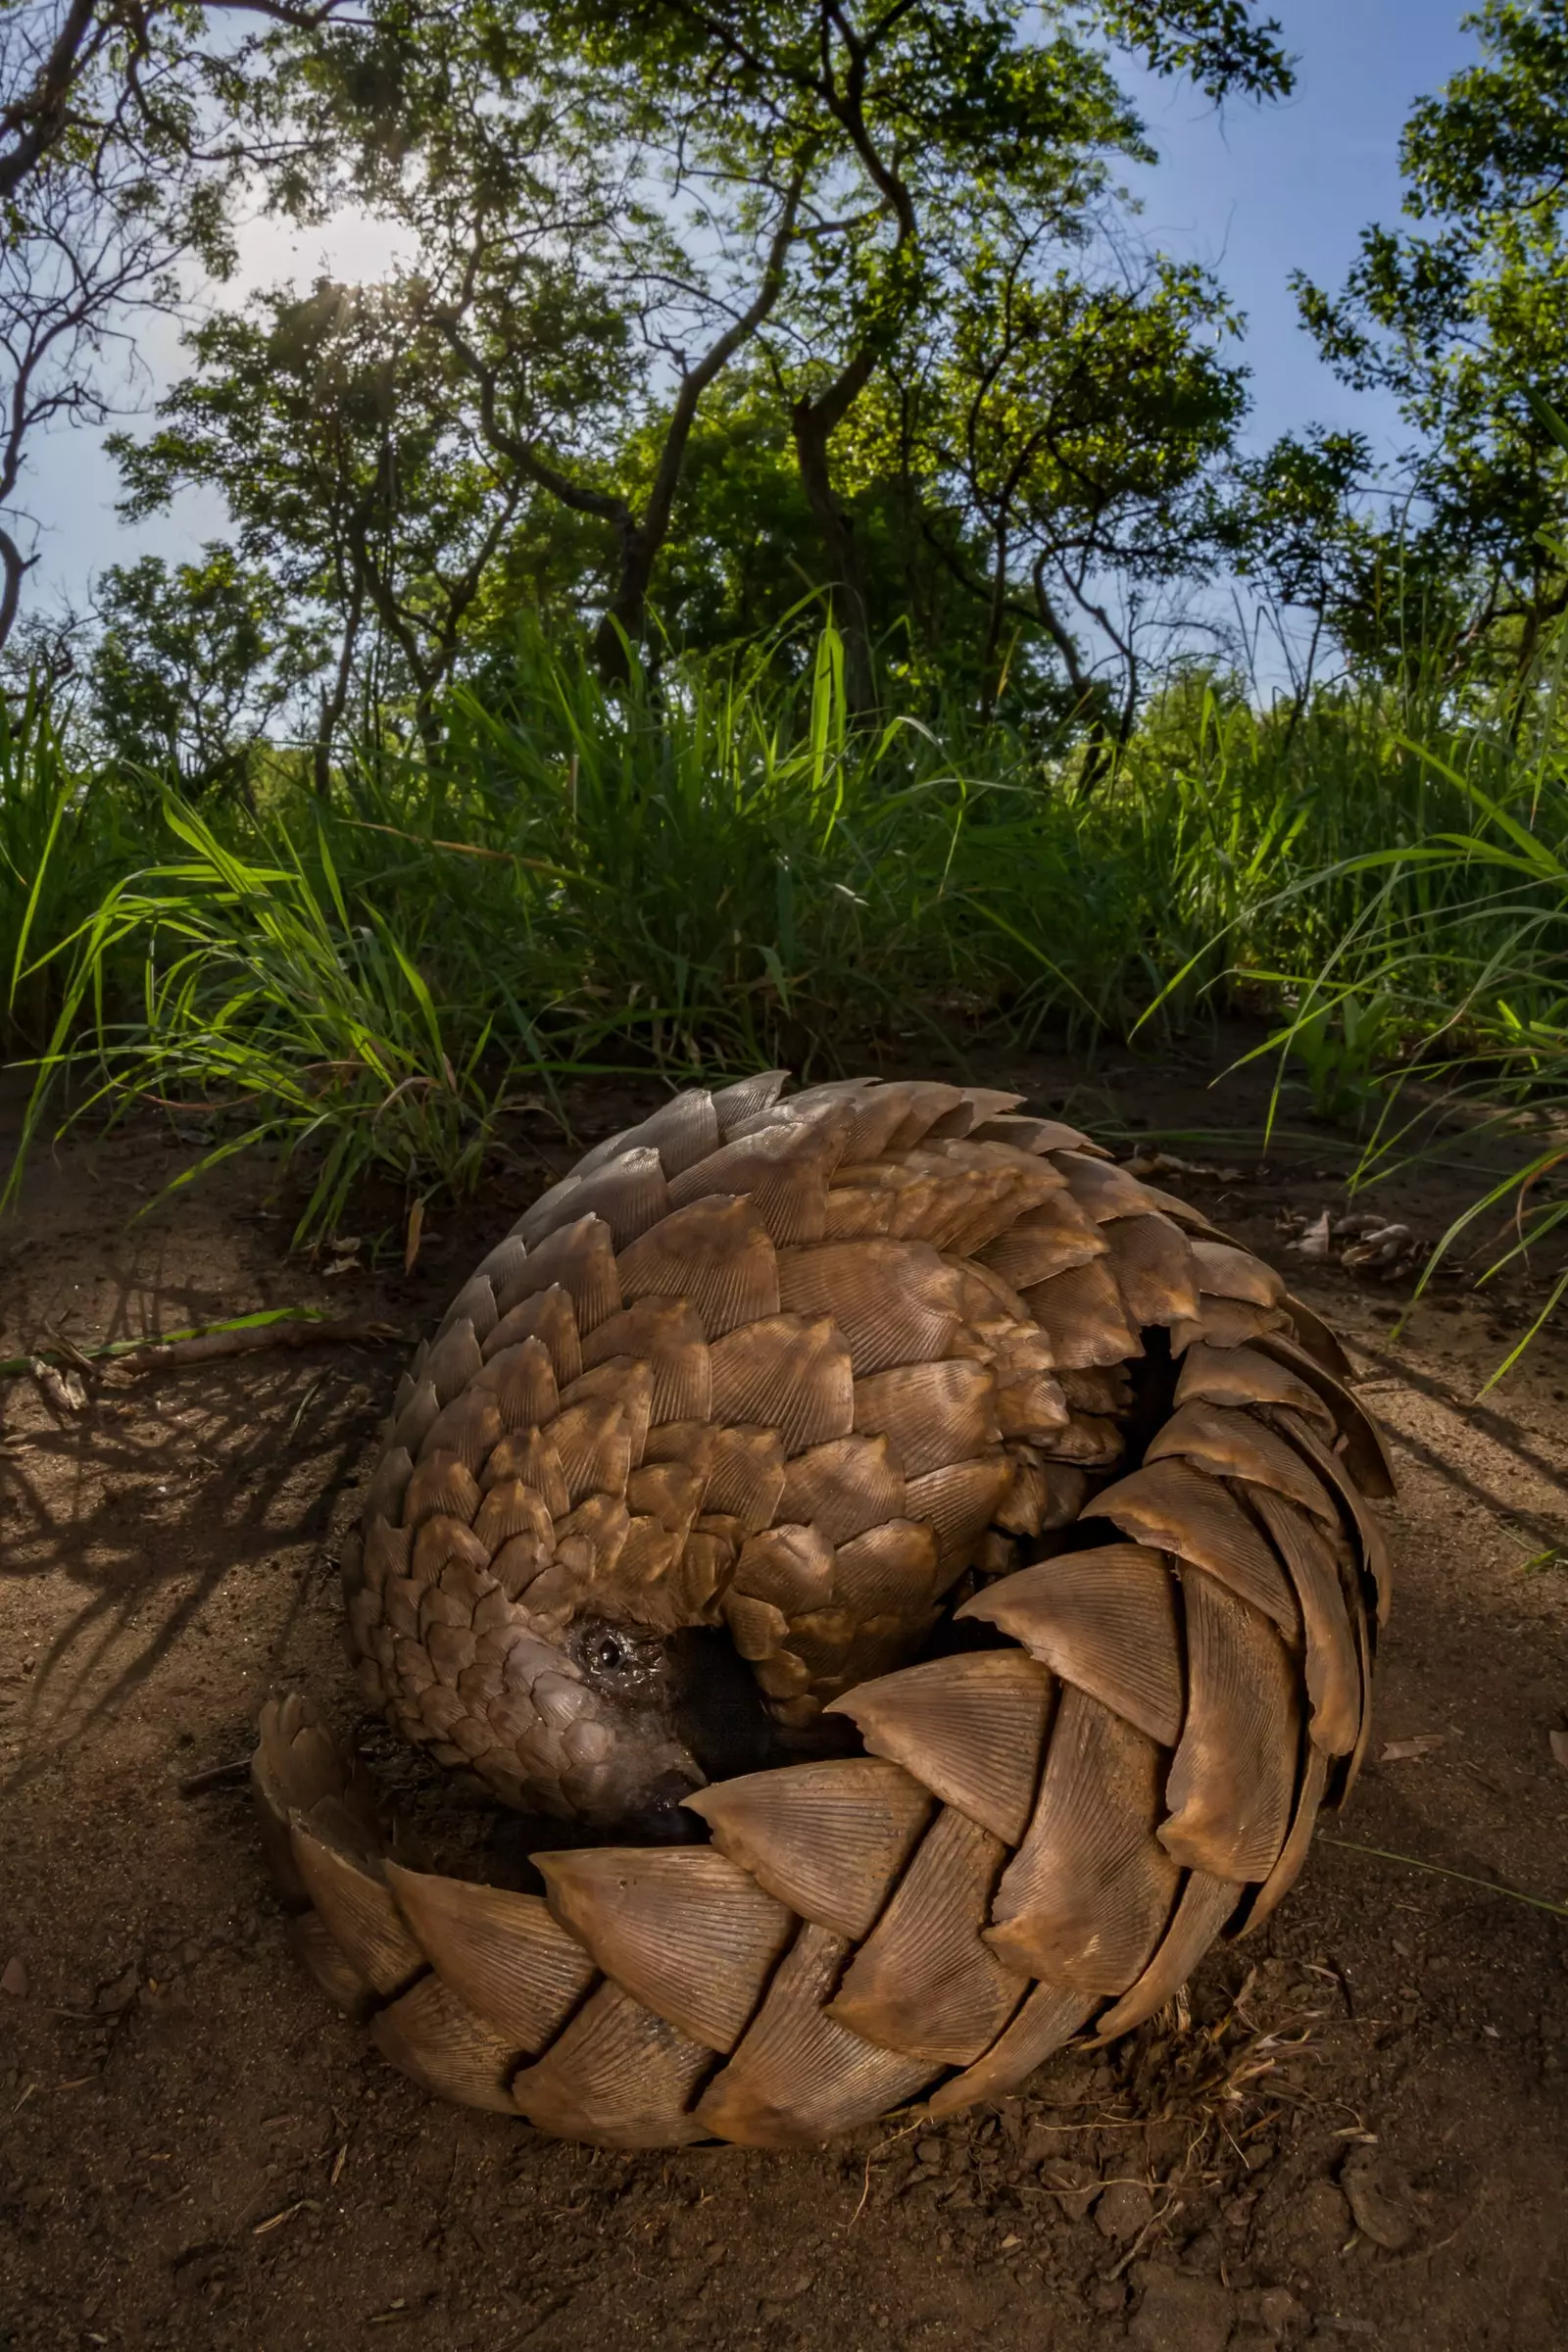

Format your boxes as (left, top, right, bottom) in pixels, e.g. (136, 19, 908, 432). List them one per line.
(0, 527, 30, 661)
(792, 370, 876, 717)
(313, 575, 365, 798)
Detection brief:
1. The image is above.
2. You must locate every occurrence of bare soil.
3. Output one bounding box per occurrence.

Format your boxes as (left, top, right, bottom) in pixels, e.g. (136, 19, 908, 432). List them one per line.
(2, 1033, 1566, 2352)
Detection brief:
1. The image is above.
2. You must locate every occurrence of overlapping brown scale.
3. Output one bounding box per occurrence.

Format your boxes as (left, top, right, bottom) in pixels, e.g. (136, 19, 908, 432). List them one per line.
(472, 1234, 532, 1312)
(561, 1359, 655, 1469)
(836, 1157, 994, 1251)
(549, 1397, 636, 1504)
(731, 1523, 835, 1615)
(929, 1177, 1045, 1262)
(1024, 1258, 1142, 1369)
(616, 1196, 780, 1340)
(686, 1423, 785, 1532)
(687, 1757, 933, 1939)
(1040, 1412, 1125, 1469)
(776, 1239, 964, 1374)
(579, 1297, 712, 1425)
(506, 1216, 621, 1334)
(471, 1337, 561, 1437)
(400, 1451, 481, 1532)
(411, 1515, 492, 1587)
(1190, 1238, 1287, 1308)
(1084, 1459, 1298, 1638)
(1051, 1152, 1164, 1224)
(830, 1806, 1027, 2064)
(510, 1171, 586, 1249)
(777, 1435, 906, 1544)
(511, 1982, 712, 2148)
(480, 1428, 570, 1519)
(995, 1371, 1073, 1445)
(433, 1273, 500, 1350)
(536, 1848, 794, 2053)
(469, 1486, 555, 1561)
(1335, 1598, 1376, 1807)
(1267, 1407, 1393, 1625)
(939, 1138, 1071, 1217)
(289, 1824, 425, 1997)
(1160, 1568, 1298, 1883)
(573, 1087, 721, 1180)
(831, 1651, 1054, 1845)
(819, 1181, 898, 1240)
(555, 1494, 635, 1581)
(535, 1147, 673, 1251)
(711, 1069, 790, 1135)
(694, 1922, 939, 2147)
(977, 1191, 1108, 1290)
(994, 1454, 1052, 1536)
(851, 1360, 1000, 1482)
(945, 1251, 1033, 1331)
(1252, 1330, 1396, 1498)
(1175, 1341, 1335, 1435)
(253, 1697, 378, 1903)
(624, 1459, 708, 1544)
(1244, 1488, 1361, 1757)
(969, 1113, 1108, 1158)
(392, 1378, 442, 1458)
(1282, 1293, 1353, 1379)
(935, 1085, 1029, 1136)
(1146, 1401, 1341, 1523)
(925, 1980, 1097, 2119)
(843, 1080, 966, 1159)
(666, 1111, 850, 1245)
(1056, 1365, 1133, 1416)
(364, 1445, 414, 1530)
(1238, 1741, 1329, 1934)
(1101, 1213, 1202, 1327)
(1135, 1183, 1230, 1240)
(958, 1547, 1184, 1747)
(709, 1314, 854, 1456)
(724, 1592, 792, 1666)
(370, 1974, 523, 2113)
(480, 1284, 583, 1385)
(363, 1517, 413, 1591)
(1090, 1869, 1241, 2043)
(986, 1688, 1181, 1994)
(831, 1520, 942, 1618)
(1169, 1298, 1291, 1353)
(287, 1912, 374, 2020)
(423, 1317, 485, 1405)
(905, 1455, 1015, 1572)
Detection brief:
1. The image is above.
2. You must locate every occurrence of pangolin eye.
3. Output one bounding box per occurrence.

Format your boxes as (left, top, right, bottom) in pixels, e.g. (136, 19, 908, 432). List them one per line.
(592, 1633, 626, 1673)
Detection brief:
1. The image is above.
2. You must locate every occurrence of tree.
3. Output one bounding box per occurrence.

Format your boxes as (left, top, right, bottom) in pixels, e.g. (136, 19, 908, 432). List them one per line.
(1293, 0, 1568, 681)
(895, 243, 1249, 759)
(259, 0, 1290, 708)
(89, 542, 318, 796)
(113, 274, 581, 781)
(0, 0, 361, 655)
(542, 1, 1292, 707)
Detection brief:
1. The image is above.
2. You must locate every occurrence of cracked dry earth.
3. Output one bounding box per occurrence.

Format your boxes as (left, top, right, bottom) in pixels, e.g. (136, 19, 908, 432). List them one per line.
(1, 1037, 1565, 2352)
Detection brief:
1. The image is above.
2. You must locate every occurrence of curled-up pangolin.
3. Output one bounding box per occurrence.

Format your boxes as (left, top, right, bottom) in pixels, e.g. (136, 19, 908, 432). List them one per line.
(255, 1072, 1394, 2147)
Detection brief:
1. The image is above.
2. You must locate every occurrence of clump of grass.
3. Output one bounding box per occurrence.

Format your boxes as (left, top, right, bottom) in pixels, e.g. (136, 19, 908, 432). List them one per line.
(6, 618, 1560, 1254)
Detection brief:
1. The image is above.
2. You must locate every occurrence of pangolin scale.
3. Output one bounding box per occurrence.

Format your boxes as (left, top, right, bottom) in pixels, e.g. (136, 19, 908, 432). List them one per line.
(254, 1070, 1393, 2147)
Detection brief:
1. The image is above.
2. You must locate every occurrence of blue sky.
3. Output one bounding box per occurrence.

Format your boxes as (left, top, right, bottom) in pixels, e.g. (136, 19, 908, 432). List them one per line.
(20, 0, 1486, 616)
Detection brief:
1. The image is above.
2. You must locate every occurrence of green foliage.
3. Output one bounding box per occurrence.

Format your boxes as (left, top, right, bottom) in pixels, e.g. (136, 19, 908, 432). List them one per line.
(8, 617, 1552, 1247)
(1284, 0, 1568, 675)
(89, 545, 318, 801)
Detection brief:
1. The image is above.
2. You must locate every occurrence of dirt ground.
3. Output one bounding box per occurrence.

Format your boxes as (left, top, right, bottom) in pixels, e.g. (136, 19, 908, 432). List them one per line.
(2, 1033, 1565, 2352)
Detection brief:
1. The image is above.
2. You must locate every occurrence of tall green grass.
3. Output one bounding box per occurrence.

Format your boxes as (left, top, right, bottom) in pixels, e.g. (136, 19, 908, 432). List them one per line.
(1234, 651, 1568, 1379)
(4, 621, 1562, 1255)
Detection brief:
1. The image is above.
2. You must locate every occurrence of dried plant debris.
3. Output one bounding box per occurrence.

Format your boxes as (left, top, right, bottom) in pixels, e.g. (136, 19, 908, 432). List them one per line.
(1280, 1209, 1431, 1283)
